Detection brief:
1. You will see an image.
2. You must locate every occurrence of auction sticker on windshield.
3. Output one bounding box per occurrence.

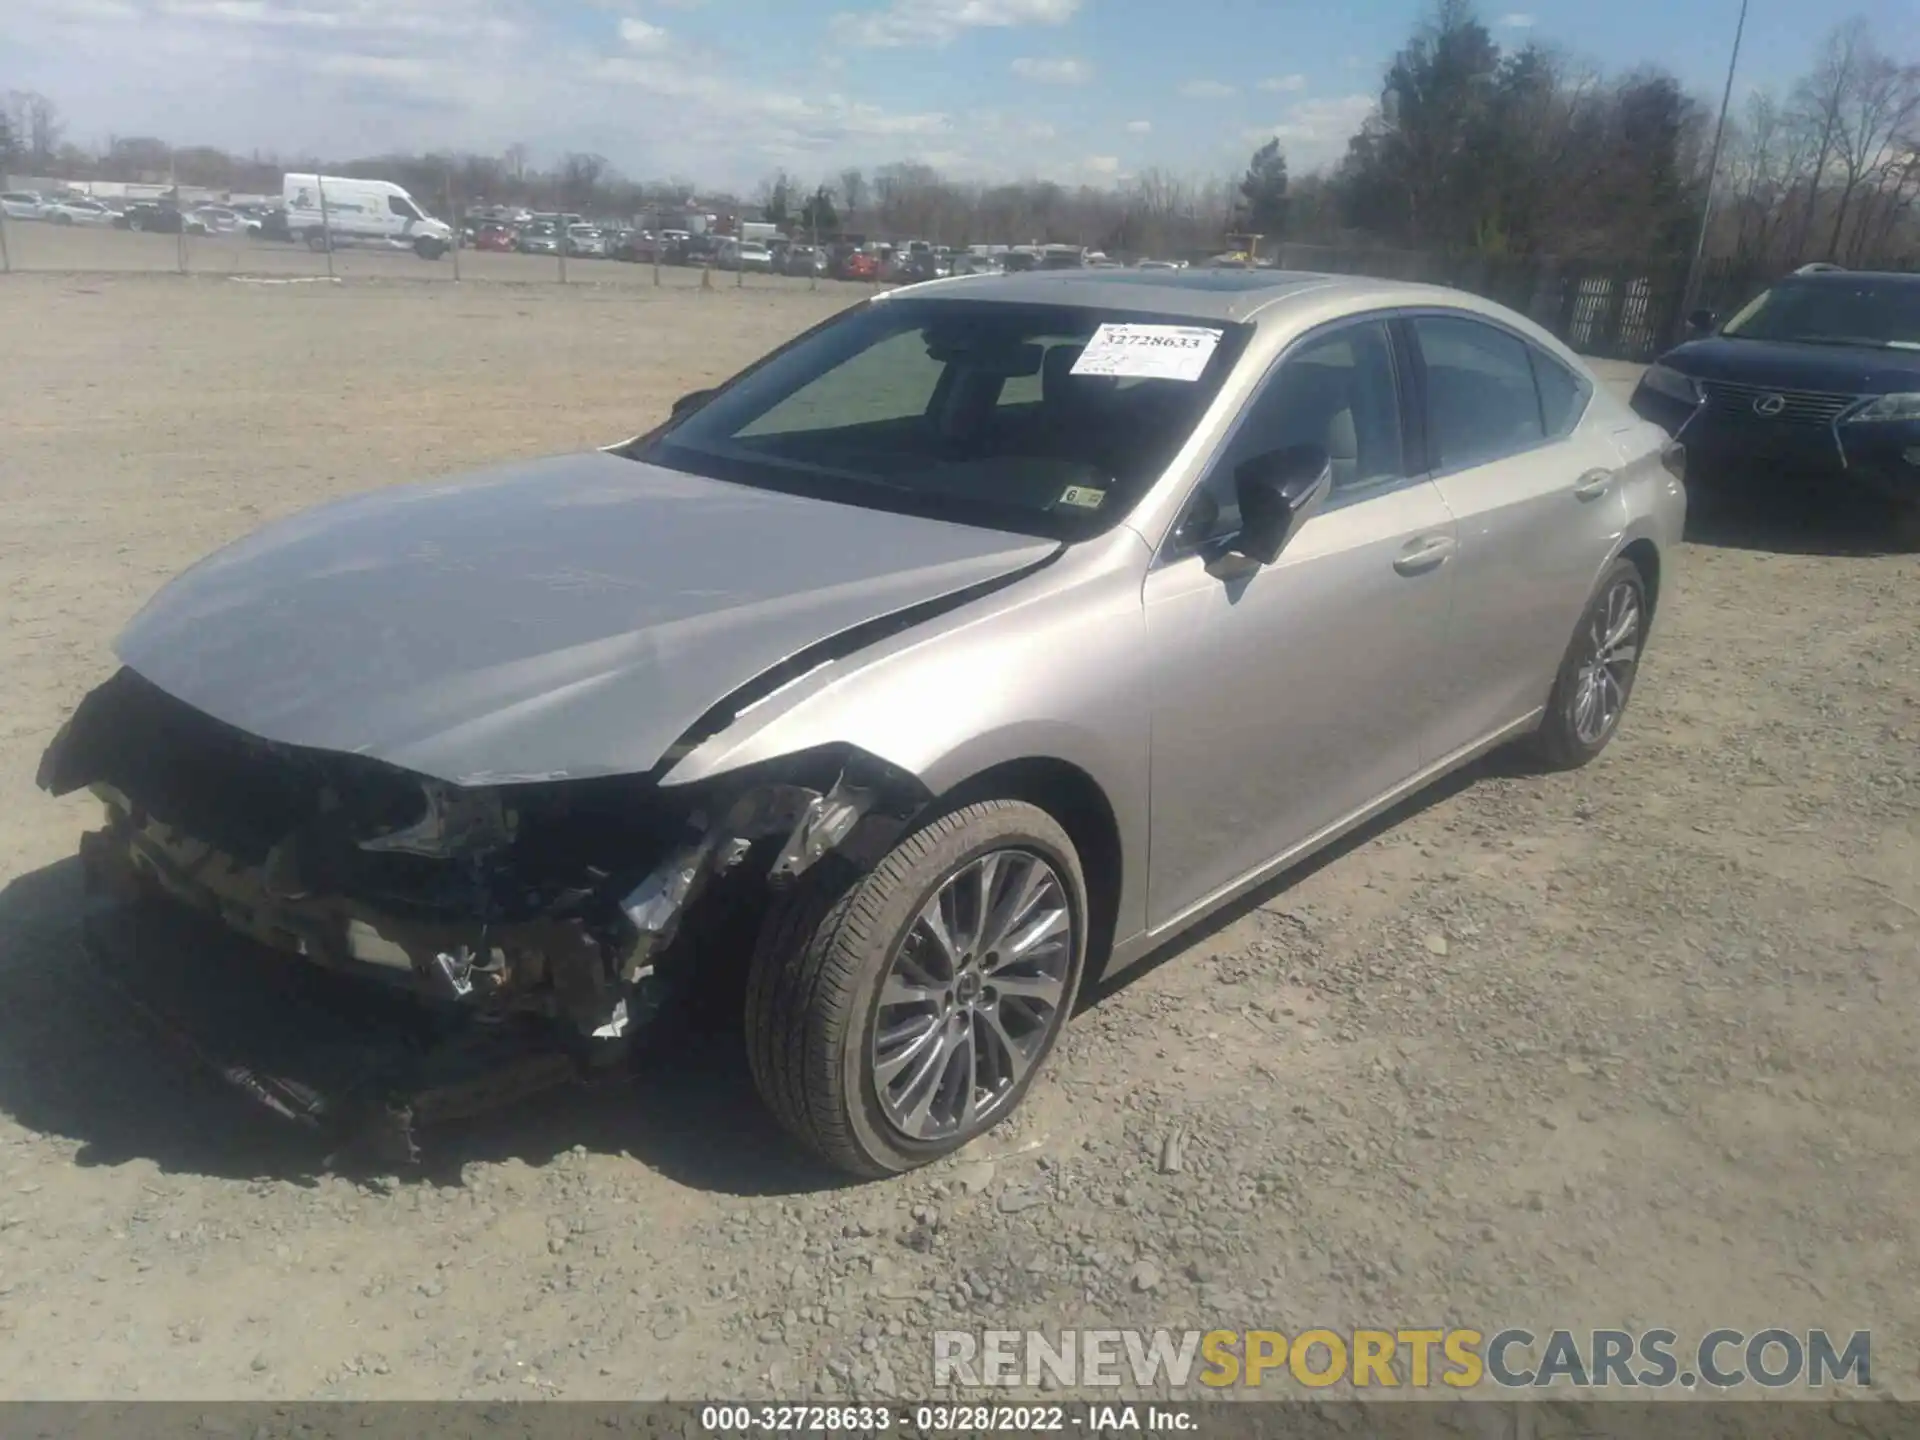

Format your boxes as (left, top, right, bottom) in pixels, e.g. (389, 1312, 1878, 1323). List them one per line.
(1071, 324, 1223, 382)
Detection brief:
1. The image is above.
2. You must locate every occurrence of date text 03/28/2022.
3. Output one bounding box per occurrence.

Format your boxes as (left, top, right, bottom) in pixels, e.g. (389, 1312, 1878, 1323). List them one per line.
(700, 1405, 1190, 1432)
(706, 1413, 1182, 1436)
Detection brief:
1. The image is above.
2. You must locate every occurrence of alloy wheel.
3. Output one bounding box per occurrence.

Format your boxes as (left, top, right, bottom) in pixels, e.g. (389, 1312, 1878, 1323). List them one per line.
(870, 848, 1074, 1142)
(1570, 579, 1640, 745)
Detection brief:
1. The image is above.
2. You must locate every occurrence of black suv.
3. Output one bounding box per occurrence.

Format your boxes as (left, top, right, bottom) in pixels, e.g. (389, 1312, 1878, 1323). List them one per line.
(1631, 267, 1920, 519)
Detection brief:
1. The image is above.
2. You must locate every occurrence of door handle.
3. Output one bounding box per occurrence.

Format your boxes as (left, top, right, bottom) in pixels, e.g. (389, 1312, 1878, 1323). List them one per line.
(1572, 468, 1614, 501)
(1392, 534, 1456, 576)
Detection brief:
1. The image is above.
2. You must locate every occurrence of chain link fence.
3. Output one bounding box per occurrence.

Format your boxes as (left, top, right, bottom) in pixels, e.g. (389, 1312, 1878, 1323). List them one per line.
(3, 206, 1828, 362)
(0, 210, 896, 301)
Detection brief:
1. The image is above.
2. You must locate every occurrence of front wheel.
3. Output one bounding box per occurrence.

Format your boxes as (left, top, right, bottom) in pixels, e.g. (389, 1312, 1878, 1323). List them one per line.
(745, 799, 1088, 1178)
(1524, 556, 1648, 770)
(414, 236, 445, 259)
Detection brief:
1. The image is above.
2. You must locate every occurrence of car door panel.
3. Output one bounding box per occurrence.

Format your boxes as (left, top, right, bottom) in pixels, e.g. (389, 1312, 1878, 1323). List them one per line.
(1409, 314, 1625, 757)
(1143, 482, 1457, 929)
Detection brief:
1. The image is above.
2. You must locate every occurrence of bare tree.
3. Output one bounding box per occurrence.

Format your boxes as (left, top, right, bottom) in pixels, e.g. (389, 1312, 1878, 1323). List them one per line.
(1822, 41, 1920, 260)
(558, 152, 608, 213)
(4, 91, 62, 172)
(1784, 20, 1868, 263)
(837, 168, 867, 228)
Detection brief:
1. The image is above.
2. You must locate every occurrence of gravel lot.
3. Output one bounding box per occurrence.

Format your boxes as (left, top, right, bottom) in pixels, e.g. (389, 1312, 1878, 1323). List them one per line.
(0, 267, 1916, 1403)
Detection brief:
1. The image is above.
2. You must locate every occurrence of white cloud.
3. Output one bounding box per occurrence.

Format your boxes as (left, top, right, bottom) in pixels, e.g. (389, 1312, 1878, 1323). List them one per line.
(1179, 78, 1236, 99)
(830, 0, 1078, 48)
(1124, 119, 1151, 134)
(2, 0, 1135, 187)
(1257, 73, 1305, 93)
(1084, 154, 1118, 174)
(1010, 55, 1090, 85)
(152, 0, 520, 40)
(1496, 11, 1536, 25)
(617, 15, 667, 50)
(1242, 93, 1376, 170)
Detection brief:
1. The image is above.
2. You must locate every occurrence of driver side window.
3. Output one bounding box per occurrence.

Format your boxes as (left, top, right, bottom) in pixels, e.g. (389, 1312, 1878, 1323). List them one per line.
(1174, 319, 1405, 549)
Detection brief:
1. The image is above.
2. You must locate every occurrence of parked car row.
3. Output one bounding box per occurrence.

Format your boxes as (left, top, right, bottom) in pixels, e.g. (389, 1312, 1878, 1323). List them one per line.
(6, 185, 1214, 280)
(2, 189, 307, 241)
(3, 190, 121, 225)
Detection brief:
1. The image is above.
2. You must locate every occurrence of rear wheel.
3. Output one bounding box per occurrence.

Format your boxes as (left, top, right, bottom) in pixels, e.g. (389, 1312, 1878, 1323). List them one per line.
(745, 799, 1087, 1177)
(1524, 557, 1648, 771)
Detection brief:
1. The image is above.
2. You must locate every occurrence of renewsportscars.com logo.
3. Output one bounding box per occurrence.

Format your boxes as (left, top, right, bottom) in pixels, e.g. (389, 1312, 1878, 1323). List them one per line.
(933, 1328, 1872, 1391)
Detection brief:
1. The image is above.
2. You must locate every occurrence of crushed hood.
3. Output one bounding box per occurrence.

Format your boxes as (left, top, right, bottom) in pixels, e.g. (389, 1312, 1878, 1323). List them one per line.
(113, 452, 1055, 785)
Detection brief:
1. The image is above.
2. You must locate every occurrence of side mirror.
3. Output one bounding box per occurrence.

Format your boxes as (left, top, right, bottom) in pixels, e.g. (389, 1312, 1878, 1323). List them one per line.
(1686, 308, 1716, 335)
(1230, 444, 1332, 566)
(671, 387, 717, 419)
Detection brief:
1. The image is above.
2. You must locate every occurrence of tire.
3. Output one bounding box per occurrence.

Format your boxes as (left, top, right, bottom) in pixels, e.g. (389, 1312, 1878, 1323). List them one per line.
(54, 212, 73, 226)
(414, 236, 445, 260)
(1524, 556, 1649, 771)
(745, 798, 1089, 1178)
(304, 229, 330, 252)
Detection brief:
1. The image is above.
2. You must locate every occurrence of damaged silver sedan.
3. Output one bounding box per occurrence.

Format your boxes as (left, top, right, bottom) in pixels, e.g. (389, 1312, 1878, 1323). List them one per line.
(40, 267, 1686, 1176)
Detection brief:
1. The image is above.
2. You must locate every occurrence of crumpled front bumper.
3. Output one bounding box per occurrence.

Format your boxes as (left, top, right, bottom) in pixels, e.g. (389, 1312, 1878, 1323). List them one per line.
(76, 829, 596, 1167)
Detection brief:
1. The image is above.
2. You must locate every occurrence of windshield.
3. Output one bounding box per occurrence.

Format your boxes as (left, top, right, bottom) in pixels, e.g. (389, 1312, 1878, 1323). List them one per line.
(629, 298, 1251, 541)
(1721, 279, 1920, 350)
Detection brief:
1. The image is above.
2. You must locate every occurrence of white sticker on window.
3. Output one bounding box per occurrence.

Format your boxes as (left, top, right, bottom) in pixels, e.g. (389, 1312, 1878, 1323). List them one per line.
(1070, 323, 1223, 382)
(1057, 484, 1106, 510)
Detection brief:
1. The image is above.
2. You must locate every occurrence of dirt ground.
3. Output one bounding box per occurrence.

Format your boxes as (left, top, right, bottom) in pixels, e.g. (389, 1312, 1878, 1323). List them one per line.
(0, 269, 1916, 1404)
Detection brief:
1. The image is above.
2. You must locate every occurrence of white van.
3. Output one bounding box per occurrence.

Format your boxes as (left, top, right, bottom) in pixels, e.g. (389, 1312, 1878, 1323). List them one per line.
(282, 173, 454, 259)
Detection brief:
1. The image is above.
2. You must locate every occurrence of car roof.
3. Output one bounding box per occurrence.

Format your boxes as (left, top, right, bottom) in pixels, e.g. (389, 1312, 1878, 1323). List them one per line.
(876, 266, 1545, 329)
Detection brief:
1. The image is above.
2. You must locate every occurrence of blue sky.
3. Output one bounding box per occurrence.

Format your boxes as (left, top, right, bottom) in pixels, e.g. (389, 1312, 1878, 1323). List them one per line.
(6, 0, 1916, 192)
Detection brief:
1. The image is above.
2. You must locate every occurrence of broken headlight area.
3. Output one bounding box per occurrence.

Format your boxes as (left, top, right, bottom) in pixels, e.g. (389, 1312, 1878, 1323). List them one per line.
(40, 668, 930, 1158)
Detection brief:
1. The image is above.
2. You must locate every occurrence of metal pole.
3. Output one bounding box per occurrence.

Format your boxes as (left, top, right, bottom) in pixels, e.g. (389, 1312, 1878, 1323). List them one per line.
(810, 209, 818, 292)
(446, 173, 460, 282)
(171, 153, 186, 274)
(558, 211, 568, 284)
(0, 203, 11, 275)
(1678, 0, 1748, 336)
(318, 174, 335, 280)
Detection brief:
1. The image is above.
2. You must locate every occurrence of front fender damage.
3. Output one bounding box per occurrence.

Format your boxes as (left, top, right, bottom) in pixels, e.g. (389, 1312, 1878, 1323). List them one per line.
(607, 749, 926, 1033)
(628, 763, 912, 953)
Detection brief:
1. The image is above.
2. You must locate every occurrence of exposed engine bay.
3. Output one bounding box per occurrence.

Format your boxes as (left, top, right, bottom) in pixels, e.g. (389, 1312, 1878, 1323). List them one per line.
(38, 666, 929, 1163)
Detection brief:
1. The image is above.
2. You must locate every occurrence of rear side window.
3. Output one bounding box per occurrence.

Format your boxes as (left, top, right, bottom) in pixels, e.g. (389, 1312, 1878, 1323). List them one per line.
(1413, 315, 1546, 470)
(1529, 348, 1591, 437)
